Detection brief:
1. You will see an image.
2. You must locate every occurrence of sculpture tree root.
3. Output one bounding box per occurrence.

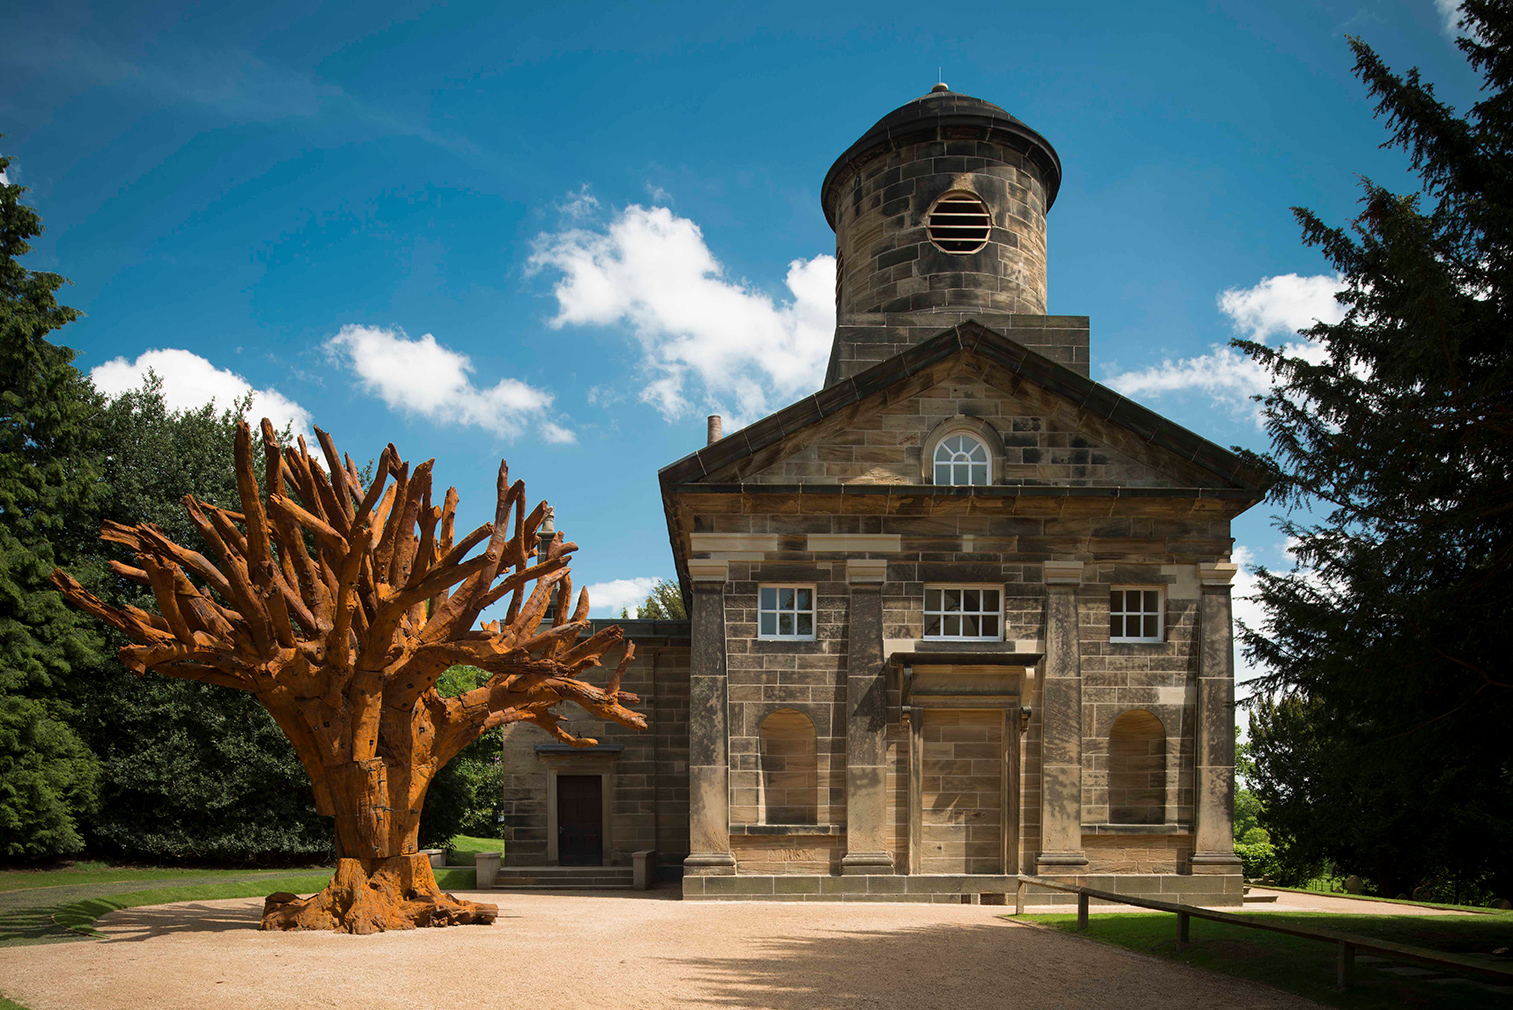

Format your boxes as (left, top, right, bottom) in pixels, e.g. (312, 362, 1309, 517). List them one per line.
(261, 855, 498, 934)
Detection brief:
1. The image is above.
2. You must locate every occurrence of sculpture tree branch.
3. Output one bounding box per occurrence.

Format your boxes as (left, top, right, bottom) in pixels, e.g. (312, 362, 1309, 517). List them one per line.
(52, 419, 645, 933)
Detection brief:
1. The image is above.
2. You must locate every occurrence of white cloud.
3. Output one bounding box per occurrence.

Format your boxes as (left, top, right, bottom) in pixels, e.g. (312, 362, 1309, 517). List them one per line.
(583, 577, 659, 617)
(325, 325, 571, 443)
(558, 184, 600, 220)
(90, 348, 313, 444)
(1216, 273, 1346, 343)
(1434, 0, 1467, 37)
(529, 202, 835, 428)
(1105, 273, 1342, 424)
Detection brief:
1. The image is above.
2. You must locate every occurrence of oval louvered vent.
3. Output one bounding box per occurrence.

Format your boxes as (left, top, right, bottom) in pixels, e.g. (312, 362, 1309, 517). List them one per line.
(927, 193, 992, 254)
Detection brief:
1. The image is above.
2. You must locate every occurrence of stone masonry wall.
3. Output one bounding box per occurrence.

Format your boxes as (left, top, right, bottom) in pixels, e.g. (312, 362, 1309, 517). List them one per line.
(691, 500, 1231, 877)
(499, 641, 690, 869)
(827, 312, 1089, 385)
(918, 709, 1004, 874)
(741, 363, 1198, 489)
(831, 137, 1049, 317)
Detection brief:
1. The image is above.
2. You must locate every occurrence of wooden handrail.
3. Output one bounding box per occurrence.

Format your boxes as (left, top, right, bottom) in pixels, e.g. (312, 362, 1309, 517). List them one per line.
(1012, 874, 1513, 991)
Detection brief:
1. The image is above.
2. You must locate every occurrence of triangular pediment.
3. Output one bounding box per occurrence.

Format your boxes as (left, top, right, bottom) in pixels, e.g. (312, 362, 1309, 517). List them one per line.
(659, 321, 1263, 493)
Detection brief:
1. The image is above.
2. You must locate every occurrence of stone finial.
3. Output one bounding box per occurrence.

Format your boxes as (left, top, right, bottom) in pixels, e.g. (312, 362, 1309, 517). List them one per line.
(536, 505, 556, 556)
(706, 415, 723, 446)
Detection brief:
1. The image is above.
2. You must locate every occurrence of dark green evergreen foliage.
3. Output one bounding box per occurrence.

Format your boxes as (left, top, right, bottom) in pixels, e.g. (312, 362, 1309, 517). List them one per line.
(78, 380, 329, 863)
(0, 153, 102, 858)
(418, 666, 504, 848)
(1238, 3, 1513, 900)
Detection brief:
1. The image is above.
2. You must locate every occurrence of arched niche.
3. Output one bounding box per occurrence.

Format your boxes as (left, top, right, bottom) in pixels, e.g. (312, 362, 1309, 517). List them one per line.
(1108, 709, 1167, 825)
(758, 708, 819, 825)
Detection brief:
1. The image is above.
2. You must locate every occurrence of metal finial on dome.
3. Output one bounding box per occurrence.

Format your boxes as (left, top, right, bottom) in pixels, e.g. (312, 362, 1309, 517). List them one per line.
(931, 81, 950, 93)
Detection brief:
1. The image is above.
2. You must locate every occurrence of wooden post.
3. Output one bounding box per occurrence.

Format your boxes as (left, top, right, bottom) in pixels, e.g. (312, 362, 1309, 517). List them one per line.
(1177, 910, 1190, 949)
(1015, 879, 1026, 916)
(1335, 942, 1355, 990)
(1076, 891, 1089, 930)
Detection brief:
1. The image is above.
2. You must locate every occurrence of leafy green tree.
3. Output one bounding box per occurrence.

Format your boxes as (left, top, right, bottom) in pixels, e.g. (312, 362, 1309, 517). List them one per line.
(1238, 3, 1513, 900)
(0, 153, 103, 859)
(627, 579, 687, 620)
(418, 666, 505, 848)
(77, 377, 330, 863)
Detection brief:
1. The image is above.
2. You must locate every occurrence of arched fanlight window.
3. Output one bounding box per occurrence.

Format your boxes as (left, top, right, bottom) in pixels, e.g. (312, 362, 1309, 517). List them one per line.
(933, 433, 990, 485)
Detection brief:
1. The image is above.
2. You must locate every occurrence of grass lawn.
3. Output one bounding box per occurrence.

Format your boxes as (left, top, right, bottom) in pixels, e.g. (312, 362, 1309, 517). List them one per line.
(1020, 910, 1513, 1009)
(0, 862, 307, 892)
(446, 835, 506, 865)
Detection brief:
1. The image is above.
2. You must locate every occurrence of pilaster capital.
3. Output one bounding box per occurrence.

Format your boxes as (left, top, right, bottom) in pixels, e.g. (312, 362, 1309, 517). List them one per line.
(1199, 562, 1239, 587)
(688, 559, 729, 585)
(846, 558, 888, 585)
(1042, 560, 1085, 586)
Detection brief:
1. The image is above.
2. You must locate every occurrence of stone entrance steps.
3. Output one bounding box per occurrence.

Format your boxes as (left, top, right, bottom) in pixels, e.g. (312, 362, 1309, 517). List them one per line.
(493, 865, 635, 889)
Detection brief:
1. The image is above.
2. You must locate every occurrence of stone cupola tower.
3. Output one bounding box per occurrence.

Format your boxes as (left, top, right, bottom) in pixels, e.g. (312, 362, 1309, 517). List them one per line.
(821, 85, 1085, 386)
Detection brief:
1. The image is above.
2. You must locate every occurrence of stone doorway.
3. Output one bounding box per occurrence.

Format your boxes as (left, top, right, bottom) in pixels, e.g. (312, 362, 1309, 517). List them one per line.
(900, 660, 1029, 876)
(556, 774, 603, 866)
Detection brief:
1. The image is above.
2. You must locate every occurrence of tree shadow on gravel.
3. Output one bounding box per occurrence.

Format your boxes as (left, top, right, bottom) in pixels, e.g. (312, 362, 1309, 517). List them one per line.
(95, 901, 263, 943)
(667, 919, 1307, 1010)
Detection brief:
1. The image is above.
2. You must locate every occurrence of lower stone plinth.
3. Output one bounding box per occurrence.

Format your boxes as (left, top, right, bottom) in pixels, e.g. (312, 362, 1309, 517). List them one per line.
(681, 872, 1243, 906)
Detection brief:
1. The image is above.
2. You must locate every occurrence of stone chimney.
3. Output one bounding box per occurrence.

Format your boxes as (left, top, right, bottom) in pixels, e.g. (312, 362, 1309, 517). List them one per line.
(707, 414, 723, 446)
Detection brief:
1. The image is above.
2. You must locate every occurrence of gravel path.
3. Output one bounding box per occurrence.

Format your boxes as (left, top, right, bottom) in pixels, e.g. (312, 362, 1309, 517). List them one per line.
(1245, 888, 1477, 916)
(0, 872, 326, 947)
(0, 890, 1319, 1010)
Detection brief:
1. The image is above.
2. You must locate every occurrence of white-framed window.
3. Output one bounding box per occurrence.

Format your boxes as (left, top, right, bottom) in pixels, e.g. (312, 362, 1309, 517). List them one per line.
(1110, 587, 1164, 643)
(759, 586, 816, 640)
(933, 433, 990, 486)
(923, 585, 1002, 641)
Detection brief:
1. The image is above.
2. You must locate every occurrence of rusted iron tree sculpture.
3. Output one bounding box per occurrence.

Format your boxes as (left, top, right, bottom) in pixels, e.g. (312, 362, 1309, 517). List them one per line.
(52, 419, 644, 934)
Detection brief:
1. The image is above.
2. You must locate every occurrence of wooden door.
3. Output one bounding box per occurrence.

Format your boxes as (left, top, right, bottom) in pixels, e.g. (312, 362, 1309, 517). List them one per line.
(556, 775, 603, 866)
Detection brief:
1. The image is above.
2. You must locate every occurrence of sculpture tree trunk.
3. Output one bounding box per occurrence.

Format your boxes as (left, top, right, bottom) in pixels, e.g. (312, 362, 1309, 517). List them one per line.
(54, 419, 645, 933)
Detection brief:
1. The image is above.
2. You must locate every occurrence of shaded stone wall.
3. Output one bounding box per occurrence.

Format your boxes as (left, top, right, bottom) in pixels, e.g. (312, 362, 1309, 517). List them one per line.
(499, 638, 690, 869)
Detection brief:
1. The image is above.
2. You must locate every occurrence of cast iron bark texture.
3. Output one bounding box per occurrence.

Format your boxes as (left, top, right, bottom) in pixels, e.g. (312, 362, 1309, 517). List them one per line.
(53, 419, 646, 932)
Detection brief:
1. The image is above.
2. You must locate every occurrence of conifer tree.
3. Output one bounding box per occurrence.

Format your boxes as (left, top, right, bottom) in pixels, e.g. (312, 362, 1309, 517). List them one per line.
(0, 152, 102, 858)
(1239, 2, 1513, 898)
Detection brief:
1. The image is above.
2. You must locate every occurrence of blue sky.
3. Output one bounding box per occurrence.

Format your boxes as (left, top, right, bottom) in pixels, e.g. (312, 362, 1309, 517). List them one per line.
(1, 1, 1481, 655)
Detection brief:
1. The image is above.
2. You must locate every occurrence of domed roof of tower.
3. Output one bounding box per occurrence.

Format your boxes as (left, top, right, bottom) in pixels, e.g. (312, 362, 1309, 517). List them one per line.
(820, 85, 1063, 228)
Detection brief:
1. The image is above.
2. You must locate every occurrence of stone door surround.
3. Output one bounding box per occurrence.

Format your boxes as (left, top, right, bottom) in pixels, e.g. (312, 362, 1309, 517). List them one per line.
(536, 744, 621, 866)
(901, 661, 1028, 876)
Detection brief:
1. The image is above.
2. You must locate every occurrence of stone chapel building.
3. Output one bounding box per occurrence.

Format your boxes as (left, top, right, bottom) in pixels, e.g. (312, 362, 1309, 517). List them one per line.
(499, 84, 1259, 904)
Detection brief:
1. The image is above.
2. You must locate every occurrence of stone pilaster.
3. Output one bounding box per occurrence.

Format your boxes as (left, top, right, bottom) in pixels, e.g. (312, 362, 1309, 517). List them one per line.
(841, 559, 893, 874)
(684, 561, 735, 875)
(1037, 560, 1087, 872)
(1192, 562, 1244, 874)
